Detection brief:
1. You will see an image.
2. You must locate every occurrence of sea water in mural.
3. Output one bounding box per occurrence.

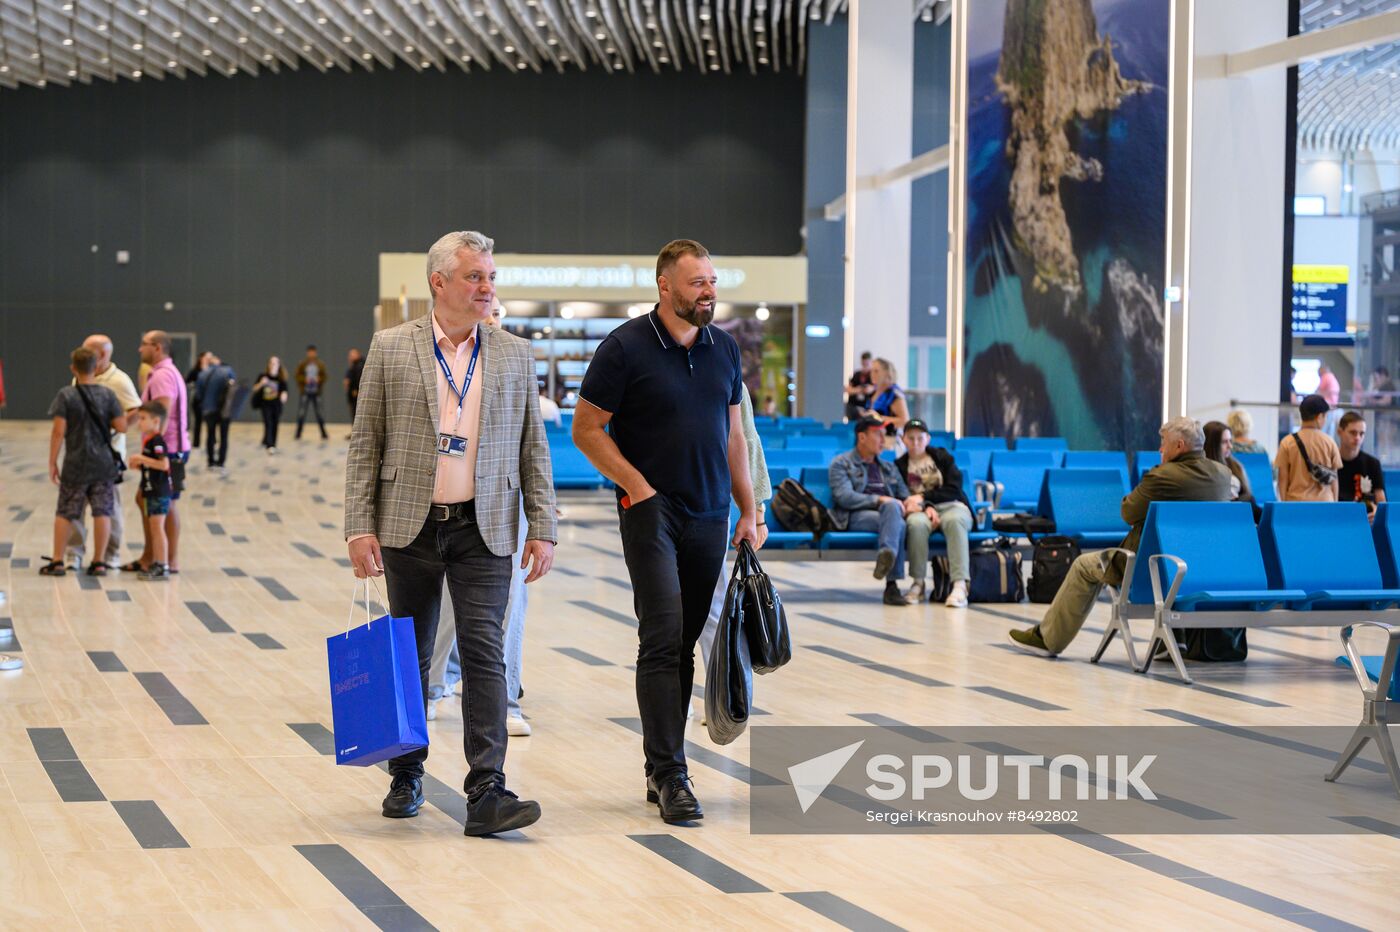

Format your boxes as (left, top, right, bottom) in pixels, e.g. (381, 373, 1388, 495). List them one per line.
(963, 0, 1169, 450)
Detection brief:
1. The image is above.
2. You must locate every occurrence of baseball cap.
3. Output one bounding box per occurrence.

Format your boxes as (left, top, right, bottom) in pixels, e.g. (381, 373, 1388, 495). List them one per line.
(1299, 394, 1330, 420)
(904, 419, 930, 434)
(853, 415, 884, 436)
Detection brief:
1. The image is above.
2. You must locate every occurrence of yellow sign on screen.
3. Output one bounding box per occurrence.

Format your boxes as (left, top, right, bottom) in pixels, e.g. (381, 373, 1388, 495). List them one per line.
(1293, 264, 1349, 285)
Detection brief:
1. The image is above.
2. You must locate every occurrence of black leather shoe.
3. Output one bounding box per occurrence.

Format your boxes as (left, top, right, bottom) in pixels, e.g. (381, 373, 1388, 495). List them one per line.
(882, 581, 911, 606)
(381, 773, 423, 819)
(648, 773, 703, 824)
(463, 786, 541, 836)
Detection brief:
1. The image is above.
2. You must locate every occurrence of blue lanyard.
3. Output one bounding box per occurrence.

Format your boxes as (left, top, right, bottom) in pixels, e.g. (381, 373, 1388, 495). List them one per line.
(433, 335, 480, 426)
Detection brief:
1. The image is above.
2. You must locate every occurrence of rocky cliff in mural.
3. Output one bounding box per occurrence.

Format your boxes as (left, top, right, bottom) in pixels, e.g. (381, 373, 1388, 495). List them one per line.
(996, 0, 1147, 300)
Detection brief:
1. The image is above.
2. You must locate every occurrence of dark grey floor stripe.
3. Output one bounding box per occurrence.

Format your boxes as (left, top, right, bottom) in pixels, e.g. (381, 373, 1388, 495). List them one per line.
(552, 646, 615, 666)
(602, 576, 632, 591)
(11, 557, 30, 569)
(288, 722, 336, 755)
(1040, 824, 1362, 931)
(1332, 815, 1400, 837)
(334, 557, 353, 568)
(106, 590, 132, 603)
(1086, 654, 1291, 709)
(111, 800, 189, 849)
(206, 522, 226, 536)
(801, 612, 920, 645)
(27, 728, 105, 802)
(967, 685, 1067, 711)
(805, 645, 951, 687)
(265, 512, 283, 523)
(553, 566, 585, 577)
(628, 834, 769, 893)
(295, 844, 437, 932)
(578, 542, 619, 557)
(232, 534, 249, 543)
(569, 599, 636, 627)
(87, 651, 127, 672)
(243, 632, 285, 650)
(185, 601, 234, 634)
(258, 482, 271, 491)
(222, 566, 247, 577)
(1147, 709, 1387, 774)
(779, 588, 875, 605)
(784, 891, 906, 932)
(134, 672, 208, 725)
(312, 494, 326, 504)
(256, 577, 298, 600)
(0, 542, 10, 558)
(294, 543, 323, 559)
(76, 574, 100, 591)
(1258, 627, 1327, 642)
(849, 714, 949, 744)
(320, 522, 336, 530)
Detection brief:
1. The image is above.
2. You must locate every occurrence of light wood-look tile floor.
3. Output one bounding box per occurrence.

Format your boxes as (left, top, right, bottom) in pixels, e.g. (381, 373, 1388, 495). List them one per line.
(0, 421, 1397, 930)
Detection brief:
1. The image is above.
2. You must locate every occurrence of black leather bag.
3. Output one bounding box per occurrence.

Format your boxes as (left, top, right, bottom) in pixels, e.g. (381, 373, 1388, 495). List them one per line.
(1028, 536, 1082, 604)
(704, 573, 754, 746)
(991, 512, 1055, 536)
(1176, 627, 1248, 662)
(734, 541, 791, 674)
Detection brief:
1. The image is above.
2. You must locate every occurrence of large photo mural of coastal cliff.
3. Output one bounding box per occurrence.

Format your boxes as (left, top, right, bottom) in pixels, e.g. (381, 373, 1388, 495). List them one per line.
(962, 0, 1168, 450)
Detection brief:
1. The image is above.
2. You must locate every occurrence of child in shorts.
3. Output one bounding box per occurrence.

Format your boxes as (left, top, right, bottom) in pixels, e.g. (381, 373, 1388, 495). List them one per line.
(128, 401, 173, 581)
(42, 347, 127, 577)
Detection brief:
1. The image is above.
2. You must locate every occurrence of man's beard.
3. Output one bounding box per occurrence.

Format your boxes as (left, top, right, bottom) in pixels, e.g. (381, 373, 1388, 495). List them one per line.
(674, 296, 714, 328)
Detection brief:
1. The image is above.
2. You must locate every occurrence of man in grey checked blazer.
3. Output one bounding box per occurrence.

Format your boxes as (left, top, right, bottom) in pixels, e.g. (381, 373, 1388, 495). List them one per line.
(345, 230, 557, 837)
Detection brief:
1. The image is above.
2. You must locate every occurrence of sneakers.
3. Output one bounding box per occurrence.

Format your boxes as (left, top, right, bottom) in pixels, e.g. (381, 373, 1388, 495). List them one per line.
(882, 581, 910, 606)
(944, 580, 969, 608)
(647, 772, 703, 824)
(463, 785, 541, 836)
(0, 654, 22, 671)
(873, 547, 896, 580)
(904, 579, 927, 603)
(506, 716, 532, 737)
(138, 564, 171, 582)
(381, 773, 424, 818)
(1008, 626, 1057, 657)
(426, 698, 439, 721)
(64, 552, 83, 572)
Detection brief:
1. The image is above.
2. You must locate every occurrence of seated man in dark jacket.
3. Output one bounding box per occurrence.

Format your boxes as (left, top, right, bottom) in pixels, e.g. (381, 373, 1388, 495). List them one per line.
(1010, 417, 1232, 656)
(829, 416, 914, 605)
(896, 420, 975, 607)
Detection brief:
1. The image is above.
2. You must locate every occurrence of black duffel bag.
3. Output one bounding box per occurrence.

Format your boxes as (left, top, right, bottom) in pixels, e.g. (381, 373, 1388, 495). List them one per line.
(704, 570, 754, 746)
(933, 537, 1024, 603)
(1027, 536, 1082, 604)
(734, 540, 791, 674)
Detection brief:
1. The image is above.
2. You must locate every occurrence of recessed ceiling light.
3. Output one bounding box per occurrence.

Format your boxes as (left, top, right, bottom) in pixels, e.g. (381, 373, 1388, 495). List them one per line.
(208, 15, 219, 23)
(137, 6, 148, 13)
(517, 61, 528, 70)
(362, 6, 372, 13)
(132, 42, 143, 50)
(239, 36, 249, 44)
(97, 22, 106, 30)
(172, 30, 182, 38)
(132, 69, 142, 77)
(167, 59, 176, 67)
(420, 60, 430, 67)
(202, 48, 211, 56)
(62, 37, 73, 46)
(446, 37, 455, 44)
(67, 69, 77, 76)
(504, 44, 515, 52)
(316, 16, 327, 24)
(594, 31, 605, 39)
(252, 4, 263, 11)
(342, 35, 351, 42)
(362, 52, 372, 60)
(302, 43, 311, 50)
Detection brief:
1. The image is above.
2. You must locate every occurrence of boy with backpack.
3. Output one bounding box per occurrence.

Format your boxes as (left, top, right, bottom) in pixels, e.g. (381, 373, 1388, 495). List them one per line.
(127, 401, 174, 581)
(41, 347, 127, 577)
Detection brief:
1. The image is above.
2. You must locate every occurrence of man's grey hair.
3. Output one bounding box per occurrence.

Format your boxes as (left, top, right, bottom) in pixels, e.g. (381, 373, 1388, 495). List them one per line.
(426, 231, 495, 292)
(1160, 416, 1204, 450)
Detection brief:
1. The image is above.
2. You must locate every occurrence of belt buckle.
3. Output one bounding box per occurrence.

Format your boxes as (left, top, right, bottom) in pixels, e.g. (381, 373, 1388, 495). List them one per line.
(431, 503, 451, 521)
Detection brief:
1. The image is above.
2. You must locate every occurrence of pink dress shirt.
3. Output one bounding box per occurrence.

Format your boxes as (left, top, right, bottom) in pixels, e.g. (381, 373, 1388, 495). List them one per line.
(431, 314, 484, 504)
(141, 357, 190, 453)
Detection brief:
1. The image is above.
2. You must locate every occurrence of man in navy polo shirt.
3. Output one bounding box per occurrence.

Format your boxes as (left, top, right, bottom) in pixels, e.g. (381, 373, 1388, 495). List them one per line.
(573, 239, 758, 825)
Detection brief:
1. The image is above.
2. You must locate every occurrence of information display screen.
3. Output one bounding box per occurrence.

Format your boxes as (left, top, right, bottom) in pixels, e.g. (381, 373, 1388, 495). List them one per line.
(1292, 264, 1348, 337)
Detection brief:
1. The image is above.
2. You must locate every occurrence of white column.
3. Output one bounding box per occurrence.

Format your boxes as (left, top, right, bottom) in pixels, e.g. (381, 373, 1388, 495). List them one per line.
(843, 0, 915, 386)
(1178, 0, 1288, 448)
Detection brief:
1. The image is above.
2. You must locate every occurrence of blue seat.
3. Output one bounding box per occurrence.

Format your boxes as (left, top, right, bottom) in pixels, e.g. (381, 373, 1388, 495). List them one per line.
(785, 435, 843, 454)
(1259, 502, 1400, 609)
(800, 467, 877, 550)
(766, 466, 791, 488)
(1062, 451, 1130, 492)
(1015, 437, 1067, 465)
(927, 431, 956, 451)
(1037, 469, 1128, 546)
(1233, 451, 1276, 503)
(1127, 502, 1305, 612)
(548, 441, 606, 489)
(1333, 652, 1400, 701)
(987, 451, 1056, 512)
(1373, 503, 1400, 588)
(732, 499, 812, 549)
(766, 449, 830, 472)
(1133, 451, 1161, 485)
(1386, 470, 1400, 497)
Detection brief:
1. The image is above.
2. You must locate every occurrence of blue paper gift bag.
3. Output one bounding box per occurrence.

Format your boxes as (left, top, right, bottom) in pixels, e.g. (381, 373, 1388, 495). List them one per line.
(326, 582, 429, 767)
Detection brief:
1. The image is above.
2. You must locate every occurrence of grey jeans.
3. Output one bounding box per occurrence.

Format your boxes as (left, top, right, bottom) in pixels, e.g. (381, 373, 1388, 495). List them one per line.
(906, 501, 973, 583)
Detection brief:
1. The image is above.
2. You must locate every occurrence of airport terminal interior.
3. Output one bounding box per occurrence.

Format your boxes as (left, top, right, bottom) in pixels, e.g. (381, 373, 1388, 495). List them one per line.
(3, 0, 1400, 929)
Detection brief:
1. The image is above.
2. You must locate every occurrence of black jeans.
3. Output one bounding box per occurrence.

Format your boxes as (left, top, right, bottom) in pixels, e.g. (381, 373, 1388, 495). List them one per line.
(260, 401, 282, 448)
(204, 414, 229, 467)
(190, 406, 204, 448)
(618, 493, 728, 782)
(380, 506, 512, 799)
(296, 390, 327, 438)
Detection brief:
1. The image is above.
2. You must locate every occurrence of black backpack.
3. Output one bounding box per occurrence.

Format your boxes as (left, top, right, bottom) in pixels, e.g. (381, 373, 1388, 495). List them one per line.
(771, 478, 835, 538)
(1027, 535, 1081, 603)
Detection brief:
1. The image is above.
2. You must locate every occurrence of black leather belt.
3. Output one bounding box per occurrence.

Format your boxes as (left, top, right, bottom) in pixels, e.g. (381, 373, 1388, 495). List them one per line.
(428, 501, 475, 522)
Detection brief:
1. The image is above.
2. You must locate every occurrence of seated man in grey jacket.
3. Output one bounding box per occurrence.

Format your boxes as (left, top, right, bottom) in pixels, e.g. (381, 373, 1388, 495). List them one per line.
(829, 416, 914, 605)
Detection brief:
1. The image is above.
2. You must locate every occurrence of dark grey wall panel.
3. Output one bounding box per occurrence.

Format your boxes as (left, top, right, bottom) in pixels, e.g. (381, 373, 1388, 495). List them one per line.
(0, 66, 804, 418)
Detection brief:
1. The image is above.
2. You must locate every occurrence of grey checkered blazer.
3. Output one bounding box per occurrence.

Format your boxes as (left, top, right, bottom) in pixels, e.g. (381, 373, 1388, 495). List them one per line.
(344, 314, 557, 554)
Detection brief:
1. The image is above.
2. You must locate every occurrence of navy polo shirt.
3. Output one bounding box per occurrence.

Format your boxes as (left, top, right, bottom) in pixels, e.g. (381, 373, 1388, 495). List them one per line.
(579, 308, 743, 518)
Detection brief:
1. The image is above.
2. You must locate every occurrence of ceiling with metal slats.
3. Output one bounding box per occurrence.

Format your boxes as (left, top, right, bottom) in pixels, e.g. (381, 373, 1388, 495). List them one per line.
(0, 0, 948, 91)
(1300, 0, 1400, 150)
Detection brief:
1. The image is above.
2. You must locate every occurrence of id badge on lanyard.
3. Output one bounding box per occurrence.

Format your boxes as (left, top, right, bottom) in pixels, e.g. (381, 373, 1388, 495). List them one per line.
(435, 336, 479, 458)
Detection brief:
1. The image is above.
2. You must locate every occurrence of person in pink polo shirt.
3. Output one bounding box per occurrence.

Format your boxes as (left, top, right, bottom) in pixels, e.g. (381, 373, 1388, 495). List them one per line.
(124, 331, 190, 575)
